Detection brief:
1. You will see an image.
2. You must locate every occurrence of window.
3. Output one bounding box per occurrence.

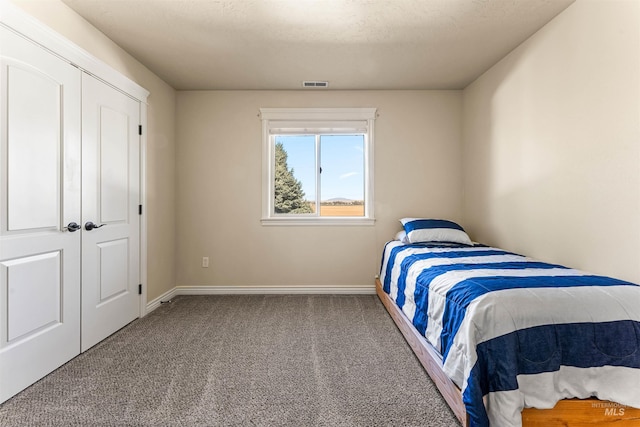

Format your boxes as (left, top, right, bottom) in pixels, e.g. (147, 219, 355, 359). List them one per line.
(260, 108, 376, 225)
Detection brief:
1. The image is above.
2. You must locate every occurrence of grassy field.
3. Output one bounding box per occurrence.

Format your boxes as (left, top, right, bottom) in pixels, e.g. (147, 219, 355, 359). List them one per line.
(319, 205, 365, 217)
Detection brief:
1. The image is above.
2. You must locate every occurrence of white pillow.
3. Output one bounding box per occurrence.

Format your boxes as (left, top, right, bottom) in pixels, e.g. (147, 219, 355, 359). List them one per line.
(400, 218, 472, 245)
(394, 230, 410, 244)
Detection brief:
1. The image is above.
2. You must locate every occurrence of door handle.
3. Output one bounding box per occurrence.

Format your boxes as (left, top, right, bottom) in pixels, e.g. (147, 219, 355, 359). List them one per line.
(65, 222, 81, 232)
(85, 221, 106, 231)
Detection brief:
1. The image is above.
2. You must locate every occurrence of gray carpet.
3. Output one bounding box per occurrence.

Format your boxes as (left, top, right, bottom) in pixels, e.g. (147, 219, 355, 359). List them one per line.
(0, 295, 459, 426)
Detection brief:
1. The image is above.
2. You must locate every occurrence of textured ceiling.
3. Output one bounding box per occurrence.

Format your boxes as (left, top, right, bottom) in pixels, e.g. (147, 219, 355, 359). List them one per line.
(61, 0, 575, 90)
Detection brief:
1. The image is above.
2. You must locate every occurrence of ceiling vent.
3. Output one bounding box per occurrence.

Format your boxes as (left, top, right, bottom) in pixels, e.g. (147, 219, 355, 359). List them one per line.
(302, 81, 329, 88)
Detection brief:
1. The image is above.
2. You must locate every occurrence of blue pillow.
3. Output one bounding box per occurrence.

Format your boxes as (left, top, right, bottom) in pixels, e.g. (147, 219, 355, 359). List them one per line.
(400, 218, 472, 245)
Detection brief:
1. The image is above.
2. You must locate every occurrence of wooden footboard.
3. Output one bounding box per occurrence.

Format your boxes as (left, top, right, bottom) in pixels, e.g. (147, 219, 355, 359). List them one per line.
(375, 279, 640, 426)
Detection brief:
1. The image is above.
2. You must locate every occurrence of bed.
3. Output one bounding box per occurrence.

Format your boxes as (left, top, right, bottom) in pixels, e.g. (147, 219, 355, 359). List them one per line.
(377, 219, 640, 427)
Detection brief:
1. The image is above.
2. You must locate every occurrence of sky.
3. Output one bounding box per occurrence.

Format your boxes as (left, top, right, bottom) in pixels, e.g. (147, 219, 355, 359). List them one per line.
(276, 134, 364, 201)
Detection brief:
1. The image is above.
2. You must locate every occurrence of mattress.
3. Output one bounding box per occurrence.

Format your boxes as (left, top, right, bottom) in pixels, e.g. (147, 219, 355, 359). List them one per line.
(379, 240, 640, 427)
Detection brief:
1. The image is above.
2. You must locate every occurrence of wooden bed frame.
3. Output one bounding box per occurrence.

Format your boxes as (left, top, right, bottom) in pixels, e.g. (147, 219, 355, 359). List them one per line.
(375, 278, 640, 426)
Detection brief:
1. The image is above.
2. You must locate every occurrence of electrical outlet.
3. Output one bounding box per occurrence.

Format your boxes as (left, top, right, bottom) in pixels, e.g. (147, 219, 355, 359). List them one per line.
(202, 257, 209, 268)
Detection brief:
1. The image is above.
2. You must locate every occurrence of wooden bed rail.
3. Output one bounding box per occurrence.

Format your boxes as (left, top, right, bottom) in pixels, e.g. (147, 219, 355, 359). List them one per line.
(374, 279, 640, 426)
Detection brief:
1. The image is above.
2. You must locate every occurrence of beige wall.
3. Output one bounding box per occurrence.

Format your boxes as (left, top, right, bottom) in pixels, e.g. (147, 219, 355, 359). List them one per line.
(176, 91, 462, 289)
(462, 0, 640, 282)
(9, 0, 178, 301)
(11, 0, 637, 295)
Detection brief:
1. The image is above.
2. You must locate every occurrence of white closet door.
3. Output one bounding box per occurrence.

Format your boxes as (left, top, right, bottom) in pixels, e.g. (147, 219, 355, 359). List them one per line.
(81, 74, 140, 351)
(0, 27, 82, 403)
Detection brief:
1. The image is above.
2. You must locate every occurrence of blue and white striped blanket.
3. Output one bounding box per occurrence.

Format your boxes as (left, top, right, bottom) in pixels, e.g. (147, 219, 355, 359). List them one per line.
(380, 241, 640, 427)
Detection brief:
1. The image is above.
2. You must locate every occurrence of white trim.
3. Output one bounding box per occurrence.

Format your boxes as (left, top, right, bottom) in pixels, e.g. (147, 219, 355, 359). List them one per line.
(146, 285, 376, 313)
(0, 0, 149, 102)
(145, 287, 179, 313)
(261, 115, 271, 222)
(364, 114, 375, 219)
(176, 285, 376, 295)
(261, 217, 375, 226)
(260, 108, 376, 121)
(139, 103, 148, 317)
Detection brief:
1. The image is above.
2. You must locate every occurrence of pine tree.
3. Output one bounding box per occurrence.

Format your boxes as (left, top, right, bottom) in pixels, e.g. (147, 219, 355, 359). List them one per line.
(274, 142, 313, 214)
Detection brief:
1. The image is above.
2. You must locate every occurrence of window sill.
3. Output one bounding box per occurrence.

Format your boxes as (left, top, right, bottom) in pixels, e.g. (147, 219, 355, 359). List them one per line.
(261, 217, 375, 226)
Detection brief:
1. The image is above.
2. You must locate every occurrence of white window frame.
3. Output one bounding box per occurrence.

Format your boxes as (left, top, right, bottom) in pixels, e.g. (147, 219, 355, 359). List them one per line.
(260, 107, 376, 226)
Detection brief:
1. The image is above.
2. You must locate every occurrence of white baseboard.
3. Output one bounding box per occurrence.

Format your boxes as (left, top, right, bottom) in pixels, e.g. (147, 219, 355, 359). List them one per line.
(145, 287, 179, 314)
(145, 285, 375, 314)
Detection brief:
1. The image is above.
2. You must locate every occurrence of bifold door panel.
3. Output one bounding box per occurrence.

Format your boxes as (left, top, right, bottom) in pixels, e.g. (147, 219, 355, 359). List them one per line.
(81, 74, 140, 352)
(0, 26, 82, 403)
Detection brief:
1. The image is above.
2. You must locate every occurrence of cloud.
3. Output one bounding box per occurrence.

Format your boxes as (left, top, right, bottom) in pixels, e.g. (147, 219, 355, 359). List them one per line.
(340, 172, 358, 180)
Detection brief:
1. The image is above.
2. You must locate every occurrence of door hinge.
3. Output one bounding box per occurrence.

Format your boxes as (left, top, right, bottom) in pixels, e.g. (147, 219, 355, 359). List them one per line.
(139, 204, 142, 215)
(138, 125, 142, 135)
(138, 284, 142, 295)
